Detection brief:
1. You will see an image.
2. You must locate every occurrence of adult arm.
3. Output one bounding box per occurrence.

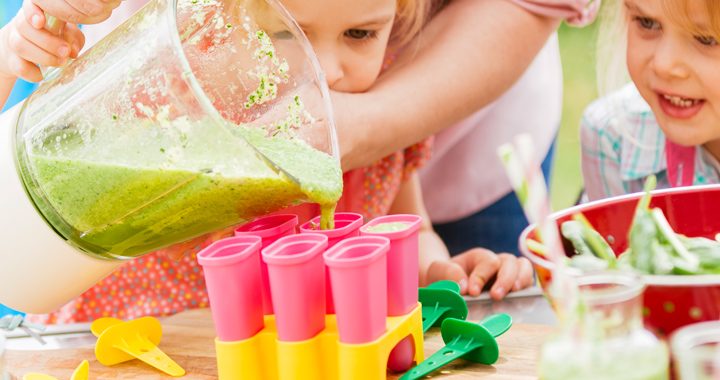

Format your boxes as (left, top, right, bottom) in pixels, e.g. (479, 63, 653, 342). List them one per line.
(333, 0, 561, 170)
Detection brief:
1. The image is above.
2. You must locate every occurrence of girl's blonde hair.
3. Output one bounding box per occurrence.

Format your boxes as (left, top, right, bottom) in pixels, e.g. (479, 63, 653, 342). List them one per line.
(390, 0, 444, 47)
(597, 0, 720, 97)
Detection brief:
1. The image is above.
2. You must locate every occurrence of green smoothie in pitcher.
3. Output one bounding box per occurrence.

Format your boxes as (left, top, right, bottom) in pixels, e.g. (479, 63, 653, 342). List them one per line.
(25, 117, 342, 258)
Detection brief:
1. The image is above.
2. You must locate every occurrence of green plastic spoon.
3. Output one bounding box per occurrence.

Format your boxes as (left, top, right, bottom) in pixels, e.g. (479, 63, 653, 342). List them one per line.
(426, 280, 461, 292)
(400, 313, 513, 380)
(419, 281, 468, 332)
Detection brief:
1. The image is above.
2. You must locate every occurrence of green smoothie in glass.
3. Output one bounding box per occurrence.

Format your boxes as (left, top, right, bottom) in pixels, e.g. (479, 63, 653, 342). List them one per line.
(539, 334, 669, 380)
(538, 273, 669, 380)
(25, 117, 342, 259)
(364, 222, 410, 233)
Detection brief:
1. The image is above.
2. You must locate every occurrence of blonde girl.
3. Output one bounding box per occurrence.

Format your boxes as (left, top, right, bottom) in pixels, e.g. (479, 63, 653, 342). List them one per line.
(582, 0, 720, 200)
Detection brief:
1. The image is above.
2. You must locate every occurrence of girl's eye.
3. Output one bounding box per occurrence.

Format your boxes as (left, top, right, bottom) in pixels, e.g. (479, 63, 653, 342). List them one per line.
(634, 16, 660, 31)
(344, 29, 376, 40)
(695, 35, 718, 46)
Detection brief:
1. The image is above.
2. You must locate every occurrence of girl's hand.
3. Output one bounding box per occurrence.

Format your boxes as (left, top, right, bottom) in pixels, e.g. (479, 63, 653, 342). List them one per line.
(426, 248, 534, 300)
(25, 0, 122, 25)
(0, 6, 84, 82)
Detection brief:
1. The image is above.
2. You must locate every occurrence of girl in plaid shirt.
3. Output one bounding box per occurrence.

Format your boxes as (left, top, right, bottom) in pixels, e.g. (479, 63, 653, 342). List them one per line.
(582, 0, 720, 201)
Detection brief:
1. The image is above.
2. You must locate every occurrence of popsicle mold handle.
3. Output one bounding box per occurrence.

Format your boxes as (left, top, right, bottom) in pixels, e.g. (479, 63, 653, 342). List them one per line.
(214, 305, 425, 380)
(262, 233, 328, 341)
(197, 236, 264, 342)
(235, 214, 299, 315)
(324, 236, 389, 344)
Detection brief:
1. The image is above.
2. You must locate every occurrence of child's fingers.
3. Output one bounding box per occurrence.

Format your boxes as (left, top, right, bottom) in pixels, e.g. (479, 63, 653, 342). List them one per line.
(22, 0, 45, 29)
(31, 0, 119, 24)
(426, 261, 468, 293)
(452, 248, 500, 295)
(65, 0, 121, 19)
(513, 258, 534, 291)
(62, 23, 85, 57)
(11, 16, 71, 66)
(30, 0, 84, 24)
(488, 254, 519, 301)
(6, 54, 43, 82)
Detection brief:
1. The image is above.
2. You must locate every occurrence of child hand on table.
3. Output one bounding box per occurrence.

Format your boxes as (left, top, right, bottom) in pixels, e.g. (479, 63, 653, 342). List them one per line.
(425, 248, 534, 300)
(0, 2, 84, 109)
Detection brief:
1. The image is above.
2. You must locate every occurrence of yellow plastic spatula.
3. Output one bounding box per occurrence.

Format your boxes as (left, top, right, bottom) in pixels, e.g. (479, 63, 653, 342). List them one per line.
(22, 360, 89, 380)
(91, 317, 185, 377)
(70, 360, 88, 380)
(22, 374, 57, 380)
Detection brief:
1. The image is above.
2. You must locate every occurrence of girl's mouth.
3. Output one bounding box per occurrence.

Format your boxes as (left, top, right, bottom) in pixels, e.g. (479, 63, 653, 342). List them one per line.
(657, 93, 705, 119)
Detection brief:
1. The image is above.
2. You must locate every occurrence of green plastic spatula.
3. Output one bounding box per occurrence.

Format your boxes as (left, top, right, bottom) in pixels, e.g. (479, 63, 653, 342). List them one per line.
(426, 280, 461, 292)
(419, 280, 468, 332)
(400, 313, 513, 380)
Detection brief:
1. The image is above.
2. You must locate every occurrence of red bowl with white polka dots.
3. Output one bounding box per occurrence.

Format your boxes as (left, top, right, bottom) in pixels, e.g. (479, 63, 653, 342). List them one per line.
(519, 185, 720, 336)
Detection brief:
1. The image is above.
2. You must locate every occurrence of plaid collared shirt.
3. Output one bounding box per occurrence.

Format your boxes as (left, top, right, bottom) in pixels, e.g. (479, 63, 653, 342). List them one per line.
(580, 83, 720, 201)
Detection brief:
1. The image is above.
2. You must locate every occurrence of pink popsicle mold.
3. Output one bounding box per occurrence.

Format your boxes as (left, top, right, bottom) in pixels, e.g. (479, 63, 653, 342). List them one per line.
(360, 214, 422, 373)
(300, 212, 364, 314)
(197, 236, 264, 342)
(235, 214, 299, 314)
(262, 233, 329, 342)
(360, 214, 422, 315)
(324, 236, 389, 344)
(299, 212, 364, 247)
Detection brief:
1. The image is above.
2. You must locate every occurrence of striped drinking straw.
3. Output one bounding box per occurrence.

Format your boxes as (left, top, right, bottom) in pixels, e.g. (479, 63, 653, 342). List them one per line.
(497, 134, 577, 318)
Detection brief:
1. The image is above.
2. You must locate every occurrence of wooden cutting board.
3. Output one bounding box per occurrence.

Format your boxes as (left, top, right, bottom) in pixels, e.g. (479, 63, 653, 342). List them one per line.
(5, 309, 552, 379)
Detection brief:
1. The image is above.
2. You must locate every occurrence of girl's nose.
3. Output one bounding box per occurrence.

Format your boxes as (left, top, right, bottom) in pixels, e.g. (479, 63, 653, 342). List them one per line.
(315, 45, 344, 89)
(651, 37, 690, 80)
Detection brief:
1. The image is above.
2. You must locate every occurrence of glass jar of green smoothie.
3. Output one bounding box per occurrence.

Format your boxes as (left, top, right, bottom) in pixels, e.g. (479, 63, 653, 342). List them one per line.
(538, 272, 669, 380)
(0, 0, 341, 313)
(671, 321, 720, 379)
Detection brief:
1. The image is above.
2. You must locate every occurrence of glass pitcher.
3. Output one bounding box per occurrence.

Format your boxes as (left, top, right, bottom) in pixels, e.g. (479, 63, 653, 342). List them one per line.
(538, 272, 669, 380)
(15, 0, 342, 259)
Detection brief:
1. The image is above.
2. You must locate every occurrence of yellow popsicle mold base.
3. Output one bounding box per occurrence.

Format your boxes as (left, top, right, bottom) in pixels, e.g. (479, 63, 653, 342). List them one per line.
(215, 304, 424, 380)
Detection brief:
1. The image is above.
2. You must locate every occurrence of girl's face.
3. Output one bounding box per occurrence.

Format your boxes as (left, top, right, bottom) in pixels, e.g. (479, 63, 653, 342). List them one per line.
(625, 0, 720, 154)
(281, 0, 397, 93)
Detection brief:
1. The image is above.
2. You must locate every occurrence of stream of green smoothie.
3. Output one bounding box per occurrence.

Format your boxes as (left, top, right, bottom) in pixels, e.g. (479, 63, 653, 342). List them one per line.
(26, 117, 342, 258)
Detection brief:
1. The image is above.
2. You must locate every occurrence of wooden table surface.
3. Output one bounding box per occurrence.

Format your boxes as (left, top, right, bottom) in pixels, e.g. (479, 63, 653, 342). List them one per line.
(4, 308, 553, 379)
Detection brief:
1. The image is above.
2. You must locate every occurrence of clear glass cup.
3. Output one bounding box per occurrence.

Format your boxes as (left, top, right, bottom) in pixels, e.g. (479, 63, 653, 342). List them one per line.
(538, 272, 669, 380)
(14, 0, 341, 259)
(671, 321, 720, 380)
